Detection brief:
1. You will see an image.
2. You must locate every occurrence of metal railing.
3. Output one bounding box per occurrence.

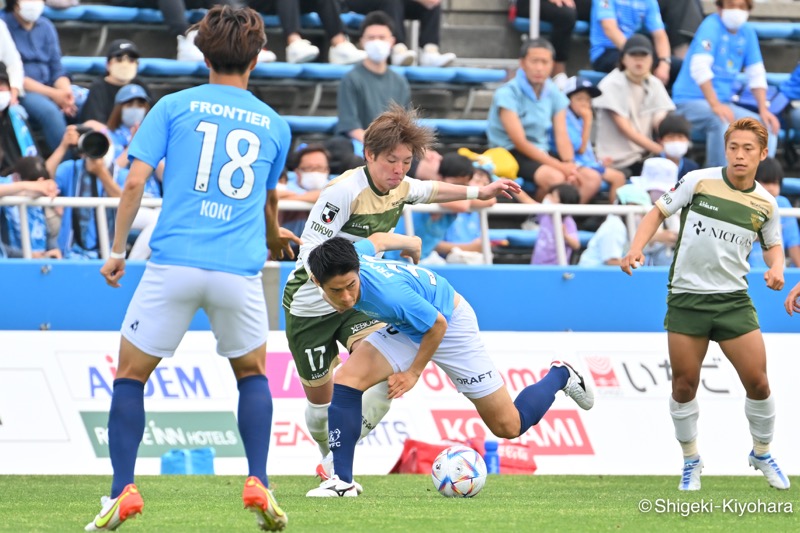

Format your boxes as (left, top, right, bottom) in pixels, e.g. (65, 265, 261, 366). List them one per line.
(3, 196, 800, 265)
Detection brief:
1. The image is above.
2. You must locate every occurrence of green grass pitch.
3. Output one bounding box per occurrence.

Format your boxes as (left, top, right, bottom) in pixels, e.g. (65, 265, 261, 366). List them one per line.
(0, 475, 795, 532)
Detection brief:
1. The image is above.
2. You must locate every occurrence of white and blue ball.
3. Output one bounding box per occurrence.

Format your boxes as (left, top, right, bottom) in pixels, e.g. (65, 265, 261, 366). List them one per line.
(431, 445, 487, 497)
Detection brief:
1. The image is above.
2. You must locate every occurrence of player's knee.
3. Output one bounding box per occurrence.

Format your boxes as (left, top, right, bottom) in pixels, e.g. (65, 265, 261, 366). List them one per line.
(485, 415, 522, 440)
(672, 375, 699, 402)
(743, 374, 770, 400)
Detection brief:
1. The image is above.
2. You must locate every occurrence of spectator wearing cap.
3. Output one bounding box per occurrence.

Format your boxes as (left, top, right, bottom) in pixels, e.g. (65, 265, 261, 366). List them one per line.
(0, 18, 24, 104)
(2, 0, 75, 152)
(107, 84, 151, 160)
(579, 183, 653, 267)
(671, 0, 779, 168)
(551, 75, 626, 203)
(80, 39, 153, 124)
(593, 34, 675, 179)
(589, 0, 678, 87)
(656, 112, 699, 180)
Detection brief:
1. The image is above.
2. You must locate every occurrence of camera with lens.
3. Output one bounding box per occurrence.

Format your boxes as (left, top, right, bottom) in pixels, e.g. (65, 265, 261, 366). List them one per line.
(75, 125, 111, 159)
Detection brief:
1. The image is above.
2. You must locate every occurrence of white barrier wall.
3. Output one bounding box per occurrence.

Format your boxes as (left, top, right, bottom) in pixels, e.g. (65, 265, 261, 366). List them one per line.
(1, 331, 797, 476)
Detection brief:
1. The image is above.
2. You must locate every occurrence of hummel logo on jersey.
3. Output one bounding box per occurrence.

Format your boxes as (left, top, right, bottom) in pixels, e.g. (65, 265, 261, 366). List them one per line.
(699, 201, 718, 212)
(694, 221, 706, 235)
(321, 202, 340, 224)
(130, 320, 139, 333)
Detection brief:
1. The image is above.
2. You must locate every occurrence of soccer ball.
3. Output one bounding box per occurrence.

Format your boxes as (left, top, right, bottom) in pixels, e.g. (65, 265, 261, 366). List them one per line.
(431, 445, 487, 498)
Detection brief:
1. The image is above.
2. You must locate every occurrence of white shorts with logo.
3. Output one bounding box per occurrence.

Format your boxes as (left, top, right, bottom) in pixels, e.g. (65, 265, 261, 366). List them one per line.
(121, 263, 268, 358)
(364, 299, 503, 399)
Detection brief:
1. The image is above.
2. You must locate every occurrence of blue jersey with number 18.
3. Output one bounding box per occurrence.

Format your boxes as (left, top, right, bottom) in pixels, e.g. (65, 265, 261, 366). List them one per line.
(128, 84, 290, 275)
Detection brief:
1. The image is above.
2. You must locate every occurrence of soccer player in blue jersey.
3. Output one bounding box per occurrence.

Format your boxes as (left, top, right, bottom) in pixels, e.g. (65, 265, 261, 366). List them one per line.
(88, 6, 297, 531)
(303, 234, 595, 497)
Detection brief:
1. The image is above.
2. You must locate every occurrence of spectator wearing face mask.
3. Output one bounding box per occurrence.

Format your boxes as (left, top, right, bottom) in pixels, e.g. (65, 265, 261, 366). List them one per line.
(657, 113, 698, 181)
(80, 40, 153, 124)
(336, 11, 410, 142)
(1, 0, 76, 152)
(278, 144, 331, 245)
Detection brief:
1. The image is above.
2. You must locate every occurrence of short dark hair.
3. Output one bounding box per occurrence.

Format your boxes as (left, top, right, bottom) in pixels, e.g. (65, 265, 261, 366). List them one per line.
(4, 0, 16, 12)
(307, 237, 360, 287)
(13, 156, 50, 181)
(359, 10, 396, 38)
(190, 5, 266, 74)
(755, 157, 783, 186)
(519, 38, 555, 59)
(658, 113, 693, 139)
(289, 144, 330, 171)
(550, 183, 580, 205)
(439, 153, 473, 179)
(716, 0, 753, 10)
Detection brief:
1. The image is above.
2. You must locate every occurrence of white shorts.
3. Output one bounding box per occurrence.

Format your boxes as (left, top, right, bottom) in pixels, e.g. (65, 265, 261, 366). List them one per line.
(364, 299, 503, 399)
(121, 263, 268, 358)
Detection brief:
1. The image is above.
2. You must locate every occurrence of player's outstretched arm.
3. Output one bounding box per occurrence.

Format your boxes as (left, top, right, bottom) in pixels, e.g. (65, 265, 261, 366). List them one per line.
(367, 232, 422, 264)
(431, 178, 521, 203)
(100, 158, 152, 288)
(620, 207, 666, 276)
(784, 282, 800, 316)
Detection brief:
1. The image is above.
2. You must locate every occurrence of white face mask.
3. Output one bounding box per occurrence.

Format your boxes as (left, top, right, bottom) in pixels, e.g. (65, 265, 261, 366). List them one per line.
(663, 140, 690, 158)
(0, 91, 10, 112)
(18, 1, 45, 23)
(121, 106, 146, 128)
(720, 9, 749, 31)
(363, 39, 391, 63)
(108, 62, 138, 83)
(299, 171, 329, 191)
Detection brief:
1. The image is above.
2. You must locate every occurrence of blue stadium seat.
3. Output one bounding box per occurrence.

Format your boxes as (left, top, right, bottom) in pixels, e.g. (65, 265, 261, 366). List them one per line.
(451, 68, 507, 84)
(577, 70, 606, 86)
(137, 58, 200, 77)
(298, 63, 353, 80)
(782, 178, 800, 196)
(251, 62, 306, 79)
(404, 66, 458, 83)
(489, 228, 594, 249)
(43, 5, 88, 21)
(61, 56, 106, 75)
(283, 116, 338, 134)
(749, 21, 800, 41)
(261, 14, 281, 27)
(341, 12, 366, 29)
(421, 118, 487, 137)
(511, 18, 590, 36)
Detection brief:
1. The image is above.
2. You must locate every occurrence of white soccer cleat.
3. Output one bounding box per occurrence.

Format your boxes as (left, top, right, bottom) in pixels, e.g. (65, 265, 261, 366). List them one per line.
(85, 484, 144, 531)
(306, 475, 359, 498)
(315, 453, 363, 494)
(678, 457, 703, 491)
(749, 451, 790, 490)
(419, 44, 456, 68)
(286, 39, 319, 64)
(328, 41, 366, 65)
(551, 360, 594, 410)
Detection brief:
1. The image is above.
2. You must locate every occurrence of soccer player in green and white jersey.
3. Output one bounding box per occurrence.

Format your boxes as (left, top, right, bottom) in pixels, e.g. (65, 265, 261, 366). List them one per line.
(282, 105, 520, 488)
(621, 117, 790, 491)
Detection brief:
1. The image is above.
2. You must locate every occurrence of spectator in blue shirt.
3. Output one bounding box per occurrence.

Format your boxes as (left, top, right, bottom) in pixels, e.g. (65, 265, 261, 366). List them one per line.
(671, 0, 779, 167)
(487, 38, 596, 203)
(750, 157, 800, 268)
(656, 113, 699, 180)
(589, 0, 676, 86)
(1, 0, 75, 152)
(780, 62, 800, 144)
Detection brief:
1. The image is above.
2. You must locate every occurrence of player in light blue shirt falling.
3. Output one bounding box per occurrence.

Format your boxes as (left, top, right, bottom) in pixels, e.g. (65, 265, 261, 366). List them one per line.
(304, 234, 594, 497)
(90, 6, 297, 532)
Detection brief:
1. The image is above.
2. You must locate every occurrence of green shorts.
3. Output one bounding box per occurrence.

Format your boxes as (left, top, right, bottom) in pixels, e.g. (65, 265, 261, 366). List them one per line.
(664, 291, 760, 342)
(285, 309, 384, 386)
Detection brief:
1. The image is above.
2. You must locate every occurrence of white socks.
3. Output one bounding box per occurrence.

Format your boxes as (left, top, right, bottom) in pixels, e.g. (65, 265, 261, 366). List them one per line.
(305, 401, 331, 457)
(669, 396, 700, 458)
(361, 380, 392, 440)
(745, 395, 775, 455)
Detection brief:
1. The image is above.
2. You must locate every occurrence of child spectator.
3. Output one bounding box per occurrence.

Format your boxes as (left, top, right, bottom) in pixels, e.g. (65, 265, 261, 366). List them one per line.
(579, 183, 652, 266)
(0, 155, 61, 258)
(750, 157, 800, 268)
(657, 112, 699, 180)
(531, 183, 580, 265)
(554, 75, 626, 203)
(629, 157, 680, 265)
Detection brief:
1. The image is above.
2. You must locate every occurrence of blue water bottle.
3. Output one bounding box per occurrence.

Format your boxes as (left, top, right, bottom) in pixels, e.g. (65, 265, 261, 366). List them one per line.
(484, 440, 500, 474)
